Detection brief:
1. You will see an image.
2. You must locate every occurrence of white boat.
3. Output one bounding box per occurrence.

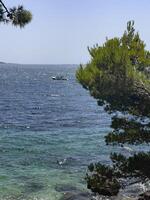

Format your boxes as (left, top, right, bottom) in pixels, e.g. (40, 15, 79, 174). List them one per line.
(52, 75, 68, 80)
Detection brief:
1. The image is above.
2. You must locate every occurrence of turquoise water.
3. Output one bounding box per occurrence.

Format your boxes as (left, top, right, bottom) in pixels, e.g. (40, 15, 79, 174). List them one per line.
(0, 64, 112, 200)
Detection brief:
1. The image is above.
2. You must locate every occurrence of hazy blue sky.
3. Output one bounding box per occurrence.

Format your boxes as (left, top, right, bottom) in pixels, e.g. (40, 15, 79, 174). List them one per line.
(0, 0, 150, 64)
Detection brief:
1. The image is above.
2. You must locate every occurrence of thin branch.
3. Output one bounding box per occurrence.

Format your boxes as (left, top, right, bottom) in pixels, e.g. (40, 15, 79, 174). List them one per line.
(0, 0, 10, 15)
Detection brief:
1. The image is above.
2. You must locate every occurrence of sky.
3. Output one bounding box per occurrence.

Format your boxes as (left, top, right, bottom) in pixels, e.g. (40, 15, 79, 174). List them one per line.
(0, 0, 150, 64)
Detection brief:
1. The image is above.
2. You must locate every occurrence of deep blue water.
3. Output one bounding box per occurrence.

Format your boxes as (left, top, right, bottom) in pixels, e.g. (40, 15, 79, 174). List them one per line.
(0, 64, 112, 200)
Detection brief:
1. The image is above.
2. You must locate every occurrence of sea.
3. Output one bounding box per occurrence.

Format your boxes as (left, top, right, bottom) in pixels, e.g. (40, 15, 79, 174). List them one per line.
(0, 64, 148, 200)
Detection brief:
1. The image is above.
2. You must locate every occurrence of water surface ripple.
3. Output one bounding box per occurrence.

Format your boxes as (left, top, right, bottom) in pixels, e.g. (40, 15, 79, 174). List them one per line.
(0, 64, 111, 200)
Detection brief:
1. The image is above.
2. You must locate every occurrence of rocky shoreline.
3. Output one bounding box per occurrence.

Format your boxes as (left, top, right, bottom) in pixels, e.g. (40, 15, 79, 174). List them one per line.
(56, 184, 150, 200)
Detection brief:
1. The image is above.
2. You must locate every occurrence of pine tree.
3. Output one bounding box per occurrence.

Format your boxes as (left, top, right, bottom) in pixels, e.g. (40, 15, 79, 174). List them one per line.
(0, 0, 32, 27)
(76, 21, 150, 196)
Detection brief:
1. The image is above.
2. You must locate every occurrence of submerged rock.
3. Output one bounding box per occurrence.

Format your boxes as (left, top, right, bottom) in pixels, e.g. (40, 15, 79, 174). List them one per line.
(60, 191, 92, 200)
(56, 184, 92, 200)
(24, 181, 45, 194)
(55, 184, 78, 193)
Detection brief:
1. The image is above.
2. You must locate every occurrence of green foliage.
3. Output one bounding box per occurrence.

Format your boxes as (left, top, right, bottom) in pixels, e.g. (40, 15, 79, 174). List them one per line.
(86, 152, 150, 196)
(121, 21, 149, 70)
(76, 21, 150, 117)
(105, 117, 150, 144)
(0, 1, 32, 27)
(9, 6, 32, 28)
(111, 152, 150, 180)
(76, 21, 150, 196)
(86, 163, 121, 196)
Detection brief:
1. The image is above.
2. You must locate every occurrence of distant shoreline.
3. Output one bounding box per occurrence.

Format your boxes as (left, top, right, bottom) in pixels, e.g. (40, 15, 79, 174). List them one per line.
(0, 62, 78, 66)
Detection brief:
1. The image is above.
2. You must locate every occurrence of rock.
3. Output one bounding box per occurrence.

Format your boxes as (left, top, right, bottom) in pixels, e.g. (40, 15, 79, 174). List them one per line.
(55, 184, 77, 193)
(24, 181, 45, 193)
(56, 184, 92, 200)
(138, 191, 150, 200)
(60, 192, 92, 200)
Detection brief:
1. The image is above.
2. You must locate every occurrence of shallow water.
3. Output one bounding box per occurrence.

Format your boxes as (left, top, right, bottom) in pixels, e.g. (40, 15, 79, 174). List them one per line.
(0, 64, 145, 200)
